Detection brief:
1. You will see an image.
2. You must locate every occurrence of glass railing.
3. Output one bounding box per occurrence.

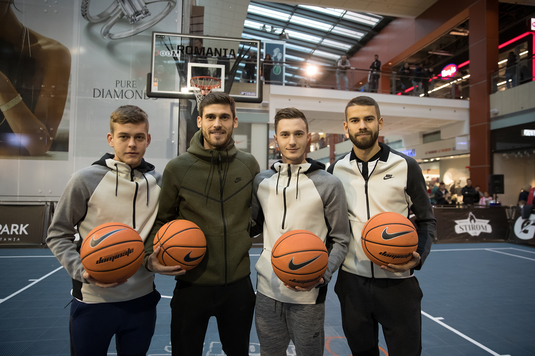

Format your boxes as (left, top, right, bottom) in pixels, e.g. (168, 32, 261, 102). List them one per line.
(491, 56, 534, 93)
(254, 60, 471, 99)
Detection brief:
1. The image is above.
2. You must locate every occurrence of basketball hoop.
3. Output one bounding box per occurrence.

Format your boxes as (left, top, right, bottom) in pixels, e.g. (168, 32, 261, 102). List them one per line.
(190, 76, 222, 107)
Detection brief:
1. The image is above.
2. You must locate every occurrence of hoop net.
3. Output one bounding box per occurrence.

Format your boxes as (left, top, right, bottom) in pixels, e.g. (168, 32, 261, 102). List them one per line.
(190, 76, 222, 107)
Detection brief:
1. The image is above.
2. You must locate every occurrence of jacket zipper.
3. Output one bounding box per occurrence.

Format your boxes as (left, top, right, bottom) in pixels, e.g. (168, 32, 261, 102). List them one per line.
(281, 164, 292, 229)
(218, 166, 228, 284)
(362, 161, 376, 278)
(132, 166, 138, 229)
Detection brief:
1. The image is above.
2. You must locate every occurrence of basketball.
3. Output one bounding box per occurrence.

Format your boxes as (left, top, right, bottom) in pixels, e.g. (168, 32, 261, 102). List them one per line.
(153, 219, 206, 270)
(80, 222, 144, 284)
(271, 230, 329, 288)
(361, 212, 418, 266)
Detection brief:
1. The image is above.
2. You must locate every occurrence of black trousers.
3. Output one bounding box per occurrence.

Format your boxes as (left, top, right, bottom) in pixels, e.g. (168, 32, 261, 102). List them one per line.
(170, 276, 256, 356)
(335, 270, 423, 356)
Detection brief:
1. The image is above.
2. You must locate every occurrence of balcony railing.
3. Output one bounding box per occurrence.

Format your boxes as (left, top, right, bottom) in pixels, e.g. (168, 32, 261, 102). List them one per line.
(245, 60, 472, 99)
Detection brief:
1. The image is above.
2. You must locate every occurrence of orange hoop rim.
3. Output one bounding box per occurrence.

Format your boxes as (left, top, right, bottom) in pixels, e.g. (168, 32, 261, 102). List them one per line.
(190, 76, 222, 90)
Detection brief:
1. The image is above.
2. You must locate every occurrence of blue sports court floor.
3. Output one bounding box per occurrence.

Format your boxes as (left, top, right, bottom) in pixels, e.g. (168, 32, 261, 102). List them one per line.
(1, 242, 534, 356)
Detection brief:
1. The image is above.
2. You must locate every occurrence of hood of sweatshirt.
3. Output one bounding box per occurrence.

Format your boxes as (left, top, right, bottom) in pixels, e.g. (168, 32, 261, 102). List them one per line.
(187, 130, 238, 163)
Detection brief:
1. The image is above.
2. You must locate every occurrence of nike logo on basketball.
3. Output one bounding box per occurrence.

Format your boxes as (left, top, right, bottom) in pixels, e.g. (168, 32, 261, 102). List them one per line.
(288, 255, 320, 271)
(184, 251, 203, 262)
(383, 174, 393, 180)
(90, 229, 125, 248)
(381, 228, 413, 240)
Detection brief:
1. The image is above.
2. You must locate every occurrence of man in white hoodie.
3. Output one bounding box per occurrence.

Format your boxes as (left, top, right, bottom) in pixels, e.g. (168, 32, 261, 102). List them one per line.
(251, 107, 350, 356)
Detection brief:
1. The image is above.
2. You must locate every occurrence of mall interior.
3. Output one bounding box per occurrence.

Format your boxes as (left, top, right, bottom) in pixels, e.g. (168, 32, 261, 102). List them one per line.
(0, 0, 534, 240)
(1, 1, 535, 355)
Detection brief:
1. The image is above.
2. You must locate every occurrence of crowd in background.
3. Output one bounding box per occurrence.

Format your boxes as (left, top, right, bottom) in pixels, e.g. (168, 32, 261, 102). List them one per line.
(428, 179, 532, 207)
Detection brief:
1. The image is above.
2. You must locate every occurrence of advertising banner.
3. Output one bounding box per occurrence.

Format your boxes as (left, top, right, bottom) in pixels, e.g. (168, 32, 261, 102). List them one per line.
(263, 41, 285, 85)
(508, 207, 535, 246)
(434, 207, 509, 243)
(0, 204, 48, 246)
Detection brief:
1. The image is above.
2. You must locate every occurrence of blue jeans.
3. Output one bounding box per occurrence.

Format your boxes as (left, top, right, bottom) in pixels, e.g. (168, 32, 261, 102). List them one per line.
(336, 72, 349, 90)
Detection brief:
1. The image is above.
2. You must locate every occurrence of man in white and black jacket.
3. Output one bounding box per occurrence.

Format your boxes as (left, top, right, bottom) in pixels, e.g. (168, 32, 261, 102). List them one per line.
(251, 107, 350, 356)
(328, 96, 436, 356)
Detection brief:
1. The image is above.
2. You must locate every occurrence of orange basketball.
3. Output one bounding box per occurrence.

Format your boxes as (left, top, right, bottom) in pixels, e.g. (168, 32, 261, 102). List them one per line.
(271, 230, 329, 288)
(361, 212, 418, 266)
(153, 219, 206, 270)
(80, 222, 144, 284)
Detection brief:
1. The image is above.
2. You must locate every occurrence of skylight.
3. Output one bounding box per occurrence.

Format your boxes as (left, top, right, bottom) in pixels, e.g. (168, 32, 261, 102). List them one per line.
(248, 4, 291, 21)
(299, 5, 345, 17)
(331, 26, 365, 39)
(290, 15, 333, 31)
(344, 11, 381, 27)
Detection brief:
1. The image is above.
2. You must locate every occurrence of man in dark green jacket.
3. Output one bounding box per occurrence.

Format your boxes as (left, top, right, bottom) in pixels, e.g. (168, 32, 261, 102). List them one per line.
(146, 92, 260, 356)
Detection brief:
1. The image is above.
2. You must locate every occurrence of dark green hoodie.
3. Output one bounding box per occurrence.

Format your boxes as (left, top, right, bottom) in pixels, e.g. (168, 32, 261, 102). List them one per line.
(146, 130, 260, 285)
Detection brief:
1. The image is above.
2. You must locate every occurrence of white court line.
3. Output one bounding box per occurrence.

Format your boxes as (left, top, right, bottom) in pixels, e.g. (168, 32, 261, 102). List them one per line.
(0, 266, 63, 304)
(0, 256, 56, 258)
(431, 248, 515, 252)
(485, 249, 535, 261)
(509, 247, 535, 255)
(431, 247, 535, 261)
(421, 311, 510, 356)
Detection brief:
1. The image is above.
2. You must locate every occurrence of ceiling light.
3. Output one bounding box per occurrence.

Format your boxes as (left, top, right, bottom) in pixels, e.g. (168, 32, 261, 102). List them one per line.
(306, 65, 318, 76)
(428, 50, 453, 56)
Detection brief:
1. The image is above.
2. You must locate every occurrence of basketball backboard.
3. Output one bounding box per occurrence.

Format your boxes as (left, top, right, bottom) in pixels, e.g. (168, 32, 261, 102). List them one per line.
(147, 32, 262, 103)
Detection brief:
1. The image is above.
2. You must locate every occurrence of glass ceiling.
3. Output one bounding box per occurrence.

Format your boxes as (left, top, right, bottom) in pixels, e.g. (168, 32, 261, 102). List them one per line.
(241, 1, 391, 84)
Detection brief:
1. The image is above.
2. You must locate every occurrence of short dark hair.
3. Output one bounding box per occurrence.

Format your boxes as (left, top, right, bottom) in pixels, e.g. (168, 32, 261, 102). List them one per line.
(110, 105, 149, 133)
(274, 107, 309, 133)
(440, 182, 445, 185)
(199, 92, 236, 118)
(345, 96, 381, 120)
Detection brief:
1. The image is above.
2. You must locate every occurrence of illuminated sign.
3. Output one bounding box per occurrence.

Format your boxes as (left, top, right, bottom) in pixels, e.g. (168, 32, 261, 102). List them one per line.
(441, 64, 458, 79)
(522, 129, 535, 136)
(531, 18, 535, 31)
(399, 149, 416, 157)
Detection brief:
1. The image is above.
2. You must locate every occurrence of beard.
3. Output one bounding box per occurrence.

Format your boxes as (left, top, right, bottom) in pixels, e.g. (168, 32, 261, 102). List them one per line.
(202, 126, 233, 149)
(349, 129, 379, 150)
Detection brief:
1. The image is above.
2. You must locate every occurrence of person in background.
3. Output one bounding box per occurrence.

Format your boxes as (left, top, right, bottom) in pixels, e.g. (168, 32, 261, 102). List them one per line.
(245, 51, 257, 83)
(505, 51, 517, 89)
(422, 67, 433, 97)
(398, 63, 412, 94)
(475, 185, 483, 204)
(263, 53, 273, 84)
(369, 54, 381, 93)
(411, 63, 424, 96)
(519, 184, 532, 204)
(434, 182, 451, 205)
(336, 55, 351, 91)
(482, 191, 493, 206)
(461, 178, 478, 206)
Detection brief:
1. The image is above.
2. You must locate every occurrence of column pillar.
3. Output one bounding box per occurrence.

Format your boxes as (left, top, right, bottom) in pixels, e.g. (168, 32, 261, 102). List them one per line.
(468, 0, 499, 190)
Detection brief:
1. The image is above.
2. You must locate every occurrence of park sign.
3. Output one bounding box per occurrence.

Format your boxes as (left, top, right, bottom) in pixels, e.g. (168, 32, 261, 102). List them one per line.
(441, 64, 458, 80)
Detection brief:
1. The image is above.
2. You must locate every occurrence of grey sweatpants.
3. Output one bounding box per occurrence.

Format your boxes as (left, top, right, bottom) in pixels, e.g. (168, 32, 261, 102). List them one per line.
(255, 292, 325, 356)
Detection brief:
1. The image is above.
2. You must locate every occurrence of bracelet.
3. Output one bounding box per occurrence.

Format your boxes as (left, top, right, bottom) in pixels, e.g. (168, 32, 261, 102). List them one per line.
(1, 94, 23, 112)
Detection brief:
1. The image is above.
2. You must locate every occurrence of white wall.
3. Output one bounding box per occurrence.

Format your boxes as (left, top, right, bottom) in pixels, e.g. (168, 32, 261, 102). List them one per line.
(493, 153, 535, 206)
